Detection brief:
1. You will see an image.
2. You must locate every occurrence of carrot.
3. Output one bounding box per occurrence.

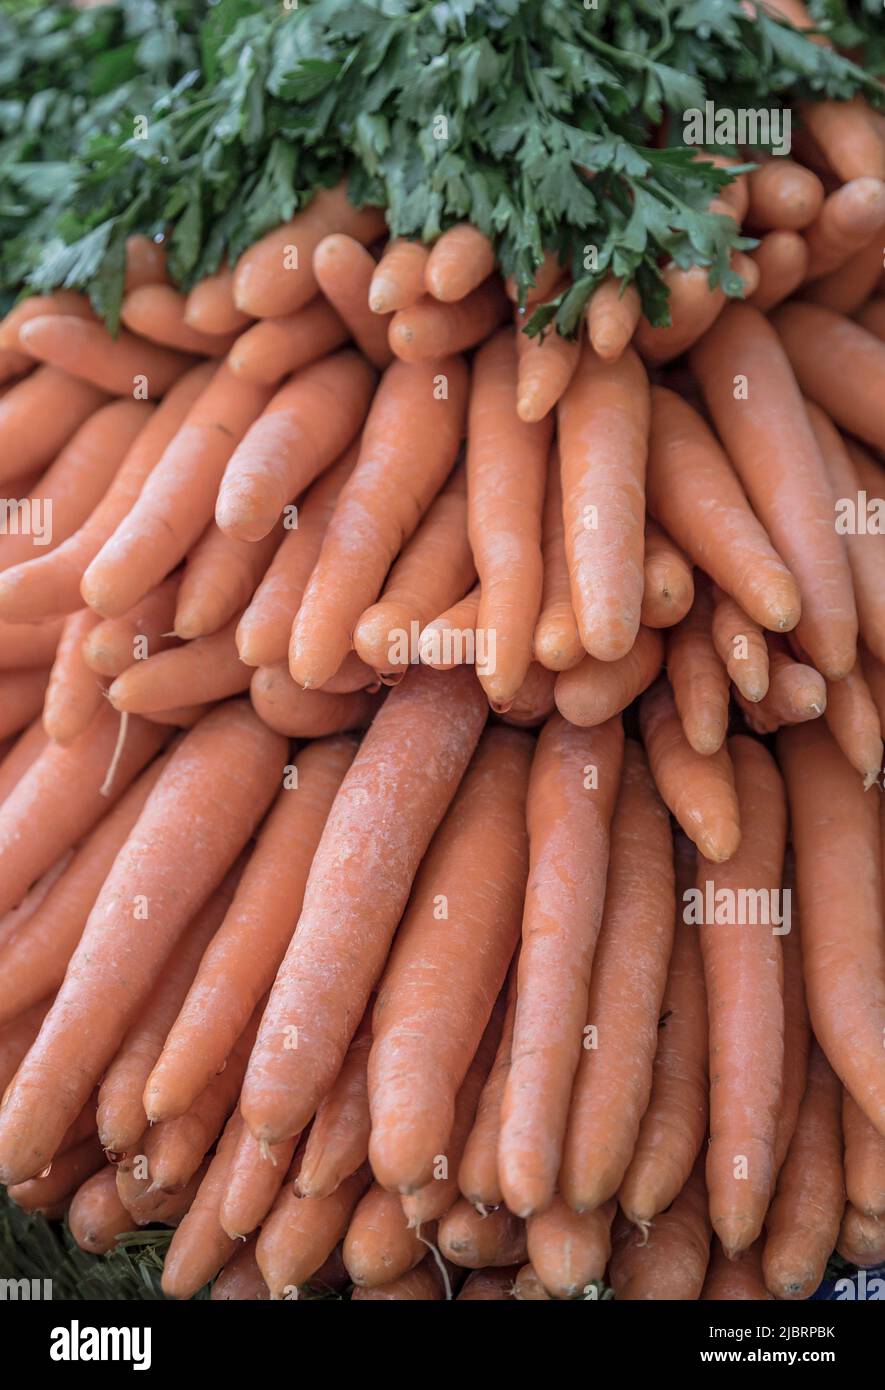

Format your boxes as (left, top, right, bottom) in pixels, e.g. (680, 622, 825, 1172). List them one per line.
(106, 617, 248, 713)
(0, 363, 215, 624)
(388, 281, 509, 362)
(0, 348, 32, 384)
(619, 835, 707, 1228)
(647, 387, 800, 634)
(692, 304, 856, 677)
(0, 703, 165, 920)
(745, 158, 825, 231)
(609, 1161, 711, 1300)
(369, 728, 531, 1193)
(160, 1111, 243, 1299)
(210, 1239, 270, 1301)
(288, 356, 468, 688)
(558, 345, 650, 662)
(227, 298, 348, 386)
(640, 521, 694, 630)
(184, 267, 251, 336)
(256, 1161, 372, 1298)
(526, 1198, 615, 1300)
(233, 184, 386, 318)
(19, 316, 194, 398)
(117, 1159, 208, 1228)
(0, 366, 107, 484)
(824, 661, 883, 788)
(95, 875, 238, 1154)
(0, 618, 63, 671)
(855, 296, 885, 341)
(369, 239, 430, 314)
(297, 1009, 372, 1198)
(762, 1043, 844, 1299)
(773, 857, 811, 1175)
(804, 237, 885, 316)
(350, 1254, 450, 1301)
(0, 701, 284, 1183)
(800, 98, 885, 184)
(532, 448, 584, 673)
(498, 714, 623, 1217)
(417, 585, 481, 670)
(250, 665, 376, 736)
(559, 742, 675, 1213)
(219, 1127, 297, 1241)
(639, 679, 741, 862)
(633, 253, 758, 365)
(174, 524, 281, 641)
(701, 1237, 772, 1300)
(467, 330, 551, 706)
(804, 178, 885, 280)
(143, 704, 208, 729)
(425, 225, 496, 303)
(587, 277, 641, 362)
(83, 577, 180, 677)
(711, 589, 768, 703)
(747, 231, 809, 312)
(68, 1166, 133, 1255)
(121, 285, 238, 355)
(505, 251, 562, 307)
(667, 584, 730, 756)
(0, 720, 48, 808)
(512, 1264, 550, 1300)
(124, 235, 167, 291)
(313, 235, 392, 368)
(515, 319, 580, 425)
(351, 466, 475, 681)
(438, 1200, 527, 1270)
(81, 365, 273, 618)
(844, 1092, 885, 1218)
(0, 1000, 50, 1095)
(0, 291, 95, 351)
(41, 608, 103, 745)
(779, 718, 885, 1136)
(316, 649, 375, 695)
(774, 301, 885, 453)
(498, 661, 556, 728)
(837, 1205, 885, 1268)
(242, 665, 486, 1144)
(0, 669, 48, 742)
(0, 852, 73, 954)
(343, 1183, 431, 1288)
(554, 627, 663, 728)
(737, 643, 827, 735)
(146, 737, 356, 1121)
(458, 980, 516, 1211)
(456, 1267, 518, 1300)
(7, 1134, 104, 1212)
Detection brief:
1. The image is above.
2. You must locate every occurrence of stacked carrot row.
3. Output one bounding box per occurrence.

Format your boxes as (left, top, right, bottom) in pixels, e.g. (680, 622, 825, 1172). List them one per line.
(0, 104, 884, 1301)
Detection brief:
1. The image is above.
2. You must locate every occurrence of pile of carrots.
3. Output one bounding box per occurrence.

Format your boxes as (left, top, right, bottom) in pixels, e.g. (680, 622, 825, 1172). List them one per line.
(1, 69, 885, 1302)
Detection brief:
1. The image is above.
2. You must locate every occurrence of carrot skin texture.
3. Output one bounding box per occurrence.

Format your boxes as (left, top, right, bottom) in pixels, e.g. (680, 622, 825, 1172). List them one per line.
(640, 521, 694, 630)
(774, 301, 885, 455)
(701, 1237, 772, 1300)
(297, 1009, 373, 1198)
(256, 1161, 372, 1297)
(68, 1167, 133, 1255)
(425, 225, 496, 303)
(249, 665, 377, 737)
(711, 587, 769, 702)
(667, 584, 730, 756)
(533, 447, 583, 672)
(160, 1112, 243, 1299)
(369, 239, 430, 314)
(843, 1092, 885, 1219)
(837, 1204, 885, 1268)
(210, 1239, 270, 1301)
(108, 618, 250, 713)
(554, 627, 663, 726)
(0, 366, 109, 483)
(438, 1199, 527, 1269)
(343, 1183, 431, 1287)
(458, 981, 516, 1210)
(19, 315, 195, 397)
(526, 1197, 615, 1299)
(389, 281, 509, 361)
(313, 235, 392, 368)
(609, 1161, 711, 1300)
(227, 298, 348, 386)
(746, 231, 808, 313)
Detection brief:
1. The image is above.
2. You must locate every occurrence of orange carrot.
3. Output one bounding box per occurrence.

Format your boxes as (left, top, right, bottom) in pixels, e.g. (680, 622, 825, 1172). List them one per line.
(425, 225, 496, 303)
(256, 1160, 372, 1298)
(498, 714, 624, 1217)
(554, 627, 663, 727)
(804, 178, 885, 280)
(174, 523, 281, 640)
(343, 1183, 431, 1288)
(855, 296, 885, 341)
(747, 230, 809, 312)
(515, 320, 580, 424)
(82, 577, 180, 677)
(124, 235, 167, 291)
(417, 585, 481, 670)
(773, 301, 885, 452)
(737, 643, 827, 734)
(0, 669, 49, 742)
(558, 345, 650, 661)
(0, 366, 108, 485)
(0, 291, 95, 351)
(527, 1198, 615, 1300)
(122, 285, 238, 355)
(108, 618, 250, 713)
(369, 239, 430, 313)
(837, 1205, 885, 1268)
(456, 1267, 518, 1300)
(711, 587, 769, 702)
(19, 316, 194, 397)
(438, 1199, 527, 1270)
(745, 158, 824, 231)
(388, 281, 509, 362)
(773, 856, 811, 1175)
(297, 1008, 372, 1199)
(350, 1253, 450, 1301)
(0, 618, 63, 671)
(667, 584, 730, 755)
(804, 237, 885, 315)
(458, 980, 516, 1211)
(843, 1092, 885, 1218)
(0, 718, 48, 804)
(701, 1237, 772, 1300)
(313, 235, 392, 368)
(512, 1264, 551, 1300)
(41, 608, 103, 744)
(117, 1160, 207, 1228)
(0, 348, 32, 384)
(184, 267, 251, 335)
(587, 277, 641, 362)
(68, 1166, 133, 1255)
(7, 1134, 104, 1211)
(498, 661, 556, 728)
(160, 1111, 243, 1299)
(505, 251, 562, 306)
(633, 253, 758, 365)
(609, 1161, 711, 1300)
(0, 1000, 50, 1095)
(640, 521, 694, 630)
(210, 1238, 270, 1301)
(249, 665, 377, 737)
(227, 298, 348, 385)
(824, 661, 883, 788)
(532, 448, 583, 672)
(800, 98, 885, 183)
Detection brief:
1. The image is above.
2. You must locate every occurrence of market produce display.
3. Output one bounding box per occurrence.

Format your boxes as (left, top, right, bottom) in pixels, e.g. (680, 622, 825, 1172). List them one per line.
(0, 0, 884, 1303)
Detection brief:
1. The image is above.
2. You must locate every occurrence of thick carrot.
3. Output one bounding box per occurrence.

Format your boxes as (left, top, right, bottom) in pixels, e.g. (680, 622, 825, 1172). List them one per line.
(558, 345, 650, 661)
(425, 225, 495, 303)
(417, 585, 481, 670)
(297, 1009, 372, 1199)
(747, 231, 809, 312)
(701, 1237, 772, 1300)
(184, 267, 251, 335)
(467, 330, 551, 706)
(609, 1161, 711, 1300)
(350, 1254, 449, 1301)
(774, 301, 885, 453)
(343, 1184, 431, 1288)
(512, 1264, 550, 1300)
(388, 281, 509, 362)
(560, 741, 675, 1212)
(0, 366, 107, 483)
(0, 1000, 49, 1095)
(737, 643, 827, 735)
(855, 296, 885, 341)
(352, 466, 475, 680)
(804, 237, 885, 316)
(81, 365, 273, 617)
(227, 299, 348, 387)
(667, 584, 730, 756)
(527, 1198, 615, 1300)
(587, 277, 641, 362)
(241, 665, 486, 1144)
(236, 446, 357, 668)
(256, 1161, 372, 1298)
(368, 727, 531, 1193)
(82, 577, 180, 677)
(800, 99, 885, 184)
(438, 1200, 527, 1270)
(0, 291, 95, 351)
(692, 303, 857, 678)
(96, 876, 238, 1154)
(0, 669, 48, 742)
(288, 356, 468, 689)
(313, 235, 392, 368)
(7, 1134, 104, 1211)
(456, 1267, 518, 1300)
(458, 980, 516, 1211)
(121, 285, 238, 355)
(498, 714, 623, 1217)
(515, 320, 580, 424)
(505, 251, 562, 307)
(843, 1092, 885, 1218)
(219, 1128, 298, 1241)
(499, 661, 556, 728)
(640, 679, 741, 862)
(804, 178, 885, 280)
(633, 252, 758, 365)
(19, 316, 194, 398)
(369, 239, 430, 314)
(233, 184, 386, 318)
(160, 1111, 243, 1299)
(773, 857, 811, 1174)
(553, 627, 663, 727)
(108, 617, 250, 712)
(824, 662, 883, 788)
(647, 386, 800, 633)
(619, 835, 708, 1228)
(41, 608, 103, 745)
(174, 523, 281, 640)
(145, 737, 356, 1121)
(762, 1044, 844, 1299)
(711, 587, 769, 702)
(117, 1160, 207, 1228)
(68, 1167, 133, 1255)
(249, 665, 376, 737)
(532, 448, 583, 672)
(779, 719, 885, 1136)
(0, 701, 285, 1183)
(0, 618, 63, 671)
(837, 1205, 885, 1268)
(640, 521, 694, 630)
(124, 235, 167, 291)
(745, 158, 824, 231)
(210, 1239, 270, 1301)
(0, 363, 215, 623)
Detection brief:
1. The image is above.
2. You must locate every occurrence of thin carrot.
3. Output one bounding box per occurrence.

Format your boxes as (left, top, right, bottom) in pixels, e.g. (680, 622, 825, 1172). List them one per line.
(184, 267, 251, 335)
(256, 1160, 372, 1298)
(526, 1198, 615, 1300)
(498, 714, 623, 1217)
(0, 291, 95, 351)
(117, 1160, 207, 1228)
(7, 1134, 104, 1211)
(737, 643, 827, 734)
(587, 277, 641, 362)
(174, 523, 281, 640)
(368, 239, 430, 314)
(633, 253, 758, 365)
(711, 586, 769, 702)
(458, 979, 516, 1211)
(227, 298, 348, 385)
(288, 356, 468, 689)
(122, 285, 238, 355)
(417, 585, 481, 670)
(498, 661, 556, 728)
(505, 251, 562, 306)
(425, 225, 496, 303)
(774, 301, 885, 452)
(609, 1161, 711, 1300)
(313, 234, 392, 368)
(803, 178, 885, 281)
(843, 1092, 885, 1218)
(804, 237, 885, 315)
(438, 1200, 527, 1270)
(0, 701, 285, 1183)
(0, 618, 63, 670)
(468, 329, 551, 706)
(368, 727, 531, 1193)
(824, 661, 883, 788)
(558, 345, 650, 661)
(82, 577, 180, 677)
(297, 1008, 372, 1199)
(343, 1184, 431, 1288)
(747, 230, 809, 312)
(640, 521, 694, 630)
(0, 366, 108, 485)
(108, 618, 250, 713)
(532, 448, 583, 672)
(773, 855, 811, 1174)
(41, 608, 103, 744)
(241, 665, 486, 1144)
(515, 319, 580, 424)
(0, 718, 48, 804)
(19, 316, 194, 398)
(745, 158, 824, 231)
(667, 583, 730, 755)
(145, 737, 356, 1121)
(160, 1111, 243, 1299)
(639, 678, 741, 862)
(68, 1167, 133, 1255)
(553, 627, 663, 728)
(388, 281, 509, 362)
(0, 1000, 50, 1095)
(701, 1237, 772, 1300)
(0, 669, 48, 742)
(249, 665, 377, 736)
(799, 98, 885, 184)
